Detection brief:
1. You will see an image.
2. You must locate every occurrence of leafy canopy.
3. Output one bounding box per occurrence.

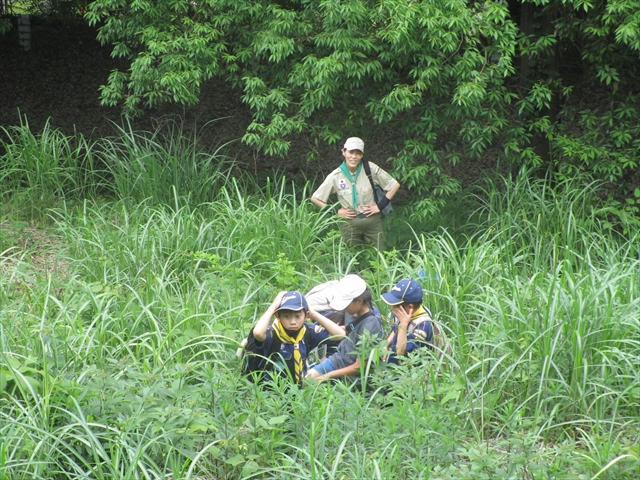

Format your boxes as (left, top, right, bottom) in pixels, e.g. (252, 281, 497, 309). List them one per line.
(86, 0, 640, 219)
(86, 0, 519, 217)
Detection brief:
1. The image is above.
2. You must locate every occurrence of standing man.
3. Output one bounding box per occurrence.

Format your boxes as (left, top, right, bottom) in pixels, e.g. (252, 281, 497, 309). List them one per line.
(310, 137, 400, 251)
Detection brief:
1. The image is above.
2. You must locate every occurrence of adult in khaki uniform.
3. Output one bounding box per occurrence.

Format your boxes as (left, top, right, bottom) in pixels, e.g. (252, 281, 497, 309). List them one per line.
(311, 137, 400, 250)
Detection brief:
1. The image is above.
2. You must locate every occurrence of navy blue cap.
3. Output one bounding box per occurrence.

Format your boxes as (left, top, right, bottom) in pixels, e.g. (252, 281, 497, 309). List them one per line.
(381, 279, 423, 305)
(276, 291, 309, 312)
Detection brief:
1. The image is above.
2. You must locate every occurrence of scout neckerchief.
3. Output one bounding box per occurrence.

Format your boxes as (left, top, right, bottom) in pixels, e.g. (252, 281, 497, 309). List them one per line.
(272, 319, 306, 382)
(339, 161, 363, 209)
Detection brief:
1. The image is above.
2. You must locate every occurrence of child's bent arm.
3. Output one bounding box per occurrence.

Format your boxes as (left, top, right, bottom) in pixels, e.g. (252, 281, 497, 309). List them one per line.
(386, 331, 395, 348)
(391, 305, 412, 357)
(325, 358, 361, 380)
(253, 291, 287, 342)
(394, 327, 409, 356)
(308, 309, 346, 339)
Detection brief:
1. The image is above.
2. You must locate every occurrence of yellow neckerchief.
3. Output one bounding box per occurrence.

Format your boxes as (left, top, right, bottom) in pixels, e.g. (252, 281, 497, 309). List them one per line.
(410, 305, 429, 320)
(272, 319, 307, 383)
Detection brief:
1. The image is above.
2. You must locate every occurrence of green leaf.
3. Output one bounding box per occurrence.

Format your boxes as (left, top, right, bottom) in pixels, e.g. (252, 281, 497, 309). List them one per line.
(225, 454, 246, 467)
(268, 414, 289, 426)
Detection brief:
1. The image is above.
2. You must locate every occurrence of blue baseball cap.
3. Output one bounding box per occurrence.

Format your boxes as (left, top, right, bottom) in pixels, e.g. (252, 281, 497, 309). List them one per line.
(276, 291, 309, 312)
(381, 279, 423, 305)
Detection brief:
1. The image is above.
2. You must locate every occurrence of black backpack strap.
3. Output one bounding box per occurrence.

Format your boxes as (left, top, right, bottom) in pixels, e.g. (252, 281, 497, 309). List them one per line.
(250, 328, 281, 355)
(362, 160, 377, 193)
(347, 310, 375, 333)
(268, 335, 282, 358)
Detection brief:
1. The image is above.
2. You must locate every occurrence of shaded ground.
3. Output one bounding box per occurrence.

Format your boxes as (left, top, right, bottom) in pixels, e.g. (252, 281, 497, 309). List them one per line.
(0, 220, 70, 291)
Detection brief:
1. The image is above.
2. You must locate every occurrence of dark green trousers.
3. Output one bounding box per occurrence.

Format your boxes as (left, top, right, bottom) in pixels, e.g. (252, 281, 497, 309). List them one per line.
(339, 213, 384, 250)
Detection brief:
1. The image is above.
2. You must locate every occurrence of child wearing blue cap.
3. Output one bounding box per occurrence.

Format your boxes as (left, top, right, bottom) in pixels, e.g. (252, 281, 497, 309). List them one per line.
(248, 291, 346, 383)
(381, 279, 443, 364)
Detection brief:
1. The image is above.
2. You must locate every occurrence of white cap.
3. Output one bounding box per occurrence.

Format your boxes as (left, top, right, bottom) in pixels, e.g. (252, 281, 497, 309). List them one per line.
(306, 280, 339, 311)
(329, 274, 367, 311)
(343, 137, 364, 152)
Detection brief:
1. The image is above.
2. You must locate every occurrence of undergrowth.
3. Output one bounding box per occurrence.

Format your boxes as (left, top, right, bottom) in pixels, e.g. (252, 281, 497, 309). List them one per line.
(0, 122, 638, 479)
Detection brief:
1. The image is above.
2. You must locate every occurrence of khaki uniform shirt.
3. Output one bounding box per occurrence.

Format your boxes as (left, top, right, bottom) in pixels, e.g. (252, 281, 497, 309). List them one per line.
(312, 162, 398, 214)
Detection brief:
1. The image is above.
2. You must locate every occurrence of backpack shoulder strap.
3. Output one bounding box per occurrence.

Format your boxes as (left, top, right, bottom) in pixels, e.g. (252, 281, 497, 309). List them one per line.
(245, 328, 282, 357)
(362, 160, 376, 192)
(264, 328, 283, 357)
(347, 310, 375, 333)
(407, 310, 433, 335)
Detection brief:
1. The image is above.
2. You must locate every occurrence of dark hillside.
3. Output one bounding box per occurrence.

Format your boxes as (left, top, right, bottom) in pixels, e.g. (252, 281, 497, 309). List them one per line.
(0, 17, 262, 167)
(14, 16, 638, 197)
(1, 17, 407, 182)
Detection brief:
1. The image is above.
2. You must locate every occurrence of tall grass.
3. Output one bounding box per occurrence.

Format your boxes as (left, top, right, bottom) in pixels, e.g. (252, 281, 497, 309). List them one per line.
(1, 124, 638, 478)
(379, 172, 640, 475)
(97, 120, 236, 206)
(0, 116, 100, 219)
(52, 178, 341, 291)
(0, 117, 242, 219)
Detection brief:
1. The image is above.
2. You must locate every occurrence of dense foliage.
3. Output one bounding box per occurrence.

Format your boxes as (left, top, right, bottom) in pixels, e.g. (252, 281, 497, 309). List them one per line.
(83, 0, 640, 219)
(1, 125, 639, 479)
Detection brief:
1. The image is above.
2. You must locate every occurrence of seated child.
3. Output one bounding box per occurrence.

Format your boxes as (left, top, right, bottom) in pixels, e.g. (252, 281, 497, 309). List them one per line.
(381, 279, 445, 364)
(307, 275, 383, 383)
(248, 290, 345, 384)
